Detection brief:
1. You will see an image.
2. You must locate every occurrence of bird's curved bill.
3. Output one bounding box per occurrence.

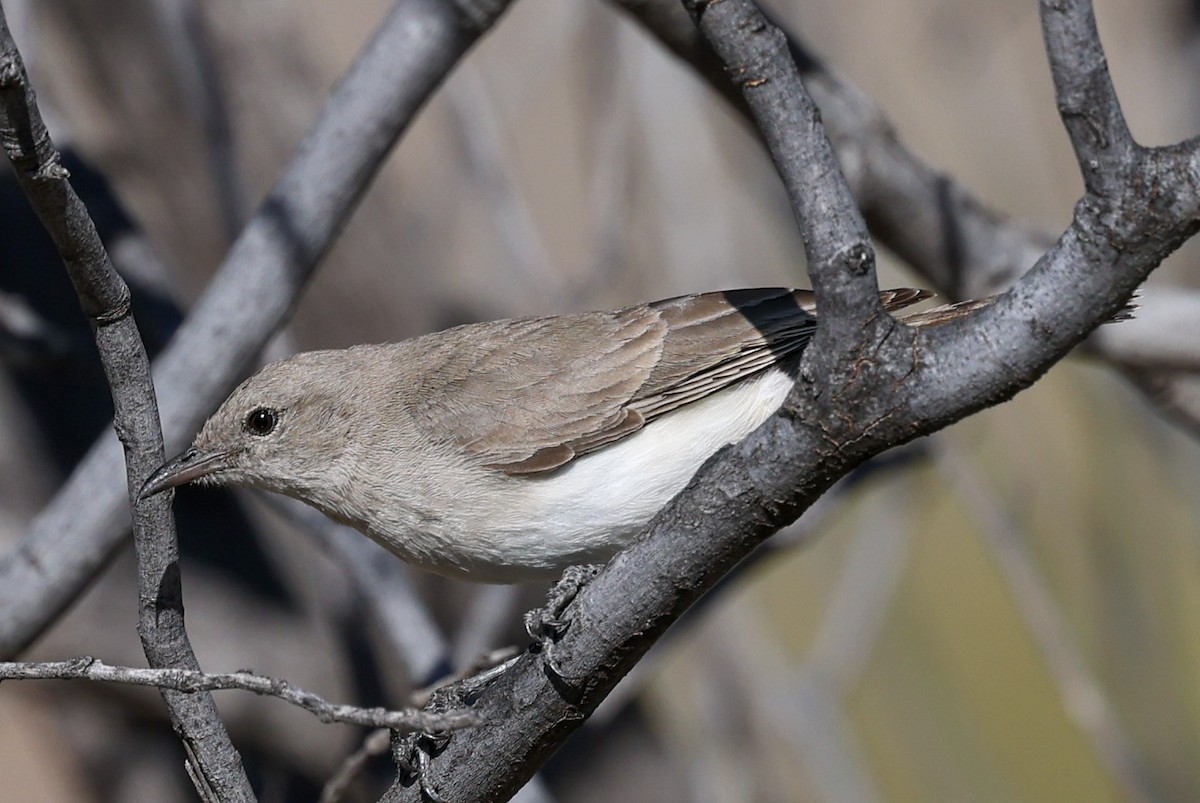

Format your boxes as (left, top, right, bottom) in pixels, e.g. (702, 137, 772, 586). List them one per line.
(139, 447, 231, 500)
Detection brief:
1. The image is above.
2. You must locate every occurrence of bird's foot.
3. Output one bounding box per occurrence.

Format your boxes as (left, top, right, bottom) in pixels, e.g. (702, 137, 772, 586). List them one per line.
(393, 725, 450, 803)
(524, 563, 602, 681)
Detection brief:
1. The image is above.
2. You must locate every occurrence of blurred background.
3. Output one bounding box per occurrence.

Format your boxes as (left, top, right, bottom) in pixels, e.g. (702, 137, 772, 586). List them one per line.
(2, 0, 1200, 801)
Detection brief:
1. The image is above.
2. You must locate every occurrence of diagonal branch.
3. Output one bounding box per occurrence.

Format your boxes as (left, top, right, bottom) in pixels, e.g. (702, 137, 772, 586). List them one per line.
(0, 6, 254, 799)
(682, 0, 882, 339)
(611, 0, 1200, 439)
(380, 2, 1200, 800)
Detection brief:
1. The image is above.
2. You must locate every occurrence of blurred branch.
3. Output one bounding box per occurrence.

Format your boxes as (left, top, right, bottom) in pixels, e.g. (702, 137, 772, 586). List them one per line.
(0, 288, 77, 365)
(446, 66, 563, 306)
(1120, 368, 1200, 440)
(0, 7, 254, 800)
(0, 657, 477, 732)
(452, 585, 524, 670)
(804, 476, 915, 692)
(1086, 286, 1200, 372)
(609, 0, 1046, 297)
(321, 728, 392, 803)
(694, 478, 919, 803)
(712, 606, 885, 803)
(151, 0, 250, 236)
(0, 0, 517, 658)
(933, 441, 1158, 803)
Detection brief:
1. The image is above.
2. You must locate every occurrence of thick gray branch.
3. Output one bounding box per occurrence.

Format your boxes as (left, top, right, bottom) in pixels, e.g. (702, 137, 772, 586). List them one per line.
(615, 0, 1200, 433)
(683, 0, 881, 338)
(381, 2, 1200, 800)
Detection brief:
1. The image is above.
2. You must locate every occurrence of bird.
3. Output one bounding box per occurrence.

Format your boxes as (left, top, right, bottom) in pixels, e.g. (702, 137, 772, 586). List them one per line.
(141, 287, 984, 582)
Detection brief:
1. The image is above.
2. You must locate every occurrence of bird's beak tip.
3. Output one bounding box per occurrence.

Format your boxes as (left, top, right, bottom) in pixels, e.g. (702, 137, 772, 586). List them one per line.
(138, 446, 228, 502)
(137, 474, 170, 501)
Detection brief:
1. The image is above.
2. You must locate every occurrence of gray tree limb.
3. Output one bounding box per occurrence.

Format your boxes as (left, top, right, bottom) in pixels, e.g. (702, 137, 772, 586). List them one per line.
(609, 0, 1048, 298)
(0, 6, 254, 799)
(381, 1, 1200, 800)
(610, 0, 1200, 433)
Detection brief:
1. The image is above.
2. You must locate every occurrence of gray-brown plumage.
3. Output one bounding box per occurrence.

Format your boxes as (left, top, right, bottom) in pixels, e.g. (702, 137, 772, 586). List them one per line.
(141, 287, 984, 581)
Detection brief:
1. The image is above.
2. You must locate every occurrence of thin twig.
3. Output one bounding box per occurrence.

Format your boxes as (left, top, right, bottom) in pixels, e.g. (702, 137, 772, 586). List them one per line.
(0, 658, 478, 732)
(320, 728, 391, 803)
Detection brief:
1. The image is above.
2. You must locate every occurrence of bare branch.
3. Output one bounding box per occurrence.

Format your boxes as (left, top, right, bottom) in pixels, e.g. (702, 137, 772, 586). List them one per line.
(380, 2, 1200, 799)
(609, 0, 1047, 298)
(0, 7, 253, 799)
(613, 0, 1200, 435)
(1040, 0, 1135, 196)
(683, 0, 881, 335)
(0, 658, 477, 732)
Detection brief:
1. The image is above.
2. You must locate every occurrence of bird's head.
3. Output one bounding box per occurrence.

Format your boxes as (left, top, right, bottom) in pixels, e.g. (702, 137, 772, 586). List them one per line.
(140, 350, 371, 502)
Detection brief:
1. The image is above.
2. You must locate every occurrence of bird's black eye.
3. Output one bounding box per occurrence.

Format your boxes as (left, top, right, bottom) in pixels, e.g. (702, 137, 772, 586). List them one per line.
(244, 407, 278, 437)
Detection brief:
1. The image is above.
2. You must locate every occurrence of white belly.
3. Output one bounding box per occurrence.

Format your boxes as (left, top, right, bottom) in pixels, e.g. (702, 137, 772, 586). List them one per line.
(445, 368, 795, 581)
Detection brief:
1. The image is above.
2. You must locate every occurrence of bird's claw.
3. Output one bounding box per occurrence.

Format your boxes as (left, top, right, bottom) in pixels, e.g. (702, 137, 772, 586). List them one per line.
(393, 649, 522, 800)
(393, 728, 450, 803)
(524, 563, 602, 680)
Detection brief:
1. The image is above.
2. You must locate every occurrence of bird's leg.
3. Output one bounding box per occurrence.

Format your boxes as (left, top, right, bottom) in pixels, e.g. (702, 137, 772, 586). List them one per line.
(524, 563, 603, 680)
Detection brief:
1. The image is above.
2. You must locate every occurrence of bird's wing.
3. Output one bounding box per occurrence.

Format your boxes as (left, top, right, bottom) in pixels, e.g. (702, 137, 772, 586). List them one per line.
(408, 288, 930, 475)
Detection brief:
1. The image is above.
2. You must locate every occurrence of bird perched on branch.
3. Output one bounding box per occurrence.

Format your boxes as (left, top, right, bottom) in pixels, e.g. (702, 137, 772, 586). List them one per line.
(141, 287, 985, 582)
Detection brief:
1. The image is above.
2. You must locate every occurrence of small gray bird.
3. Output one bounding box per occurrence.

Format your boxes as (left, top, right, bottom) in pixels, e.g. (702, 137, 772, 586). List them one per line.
(141, 288, 979, 582)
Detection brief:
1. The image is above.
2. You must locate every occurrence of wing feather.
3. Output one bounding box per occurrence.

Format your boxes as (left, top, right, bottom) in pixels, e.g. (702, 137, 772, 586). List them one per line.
(407, 288, 930, 475)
